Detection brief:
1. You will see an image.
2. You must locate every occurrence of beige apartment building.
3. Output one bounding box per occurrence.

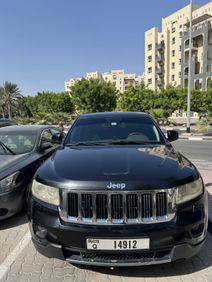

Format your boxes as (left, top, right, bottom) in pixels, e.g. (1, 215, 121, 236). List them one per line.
(65, 70, 144, 93)
(145, 2, 212, 91)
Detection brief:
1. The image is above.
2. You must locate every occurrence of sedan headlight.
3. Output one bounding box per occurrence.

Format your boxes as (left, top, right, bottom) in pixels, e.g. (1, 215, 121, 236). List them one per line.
(32, 180, 59, 206)
(0, 172, 19, 194)
(176, 178, 203, 204)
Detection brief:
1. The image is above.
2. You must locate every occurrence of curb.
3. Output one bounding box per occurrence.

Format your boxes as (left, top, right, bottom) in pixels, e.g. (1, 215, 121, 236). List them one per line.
(162, 130, 212, 141)
(179, 136, 212, 141)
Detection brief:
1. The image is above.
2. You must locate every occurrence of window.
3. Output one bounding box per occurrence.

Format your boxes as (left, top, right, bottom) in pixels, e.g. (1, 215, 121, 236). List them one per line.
(179, 31, 183, 38)
(65, 116, 165, 145)
(171, 75, 175, 81)
(148, 55, 152, 62)
(148, 78, 152, 84)
(0, 131, 37, 154)
(179, 58, 182, 65)
(172, 27, 176, 33)
(148, 67, 152, 73)
(171, 62, 175, 69)
(172, 37, 175, 44)
(172, 50, 175, 57)
(179, 72, 181, 78)
(179, 25, 182, 29)
(179, 45, 182, 51)
(148, 44, 152, 51)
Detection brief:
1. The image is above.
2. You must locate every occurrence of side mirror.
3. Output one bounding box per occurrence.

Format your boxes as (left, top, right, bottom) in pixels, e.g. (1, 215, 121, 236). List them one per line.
(167, 130, 179, 142)
(39, 142, 53, 151)
(52, 133, 63, 144)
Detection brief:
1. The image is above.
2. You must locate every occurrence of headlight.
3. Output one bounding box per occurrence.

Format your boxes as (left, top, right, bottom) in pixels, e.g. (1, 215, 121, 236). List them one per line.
(0, 172, 19, 194)
(176, 178, 203, 204)
(32, 180, 59, 206)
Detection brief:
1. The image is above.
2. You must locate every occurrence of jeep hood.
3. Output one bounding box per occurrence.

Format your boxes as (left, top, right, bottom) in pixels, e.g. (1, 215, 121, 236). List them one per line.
(36, 145, 199, 190)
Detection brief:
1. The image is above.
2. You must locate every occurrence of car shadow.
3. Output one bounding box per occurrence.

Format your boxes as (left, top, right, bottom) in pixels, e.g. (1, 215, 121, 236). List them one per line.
(73, 234, 212, 277)
(0, 211, 28, 230)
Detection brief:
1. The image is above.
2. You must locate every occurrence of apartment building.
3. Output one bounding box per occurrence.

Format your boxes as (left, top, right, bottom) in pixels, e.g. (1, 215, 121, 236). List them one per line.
(145, 2, 212, 91)
(65, 70, 144, 93)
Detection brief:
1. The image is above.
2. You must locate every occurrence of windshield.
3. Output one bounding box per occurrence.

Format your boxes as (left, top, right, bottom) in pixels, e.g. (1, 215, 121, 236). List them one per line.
(0, 131, 37, 154)
(65, 116, 165, 145)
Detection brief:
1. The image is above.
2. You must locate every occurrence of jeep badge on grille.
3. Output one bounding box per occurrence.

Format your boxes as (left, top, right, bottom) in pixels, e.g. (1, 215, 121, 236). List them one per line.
(106, 182, 126, 189)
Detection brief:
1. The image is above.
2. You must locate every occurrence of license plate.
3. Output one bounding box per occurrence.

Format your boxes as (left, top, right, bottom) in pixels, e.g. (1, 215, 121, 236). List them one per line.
(86, 238, 150, 250)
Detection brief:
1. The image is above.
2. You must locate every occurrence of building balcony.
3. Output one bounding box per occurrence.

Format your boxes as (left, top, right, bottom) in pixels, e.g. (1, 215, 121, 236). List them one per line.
(157, 42, 165, 51)
(156, 79, 164, 86)
(156, 55, 164, 62)
(156, 67, 164, 74)
(184, 44, 198, 52)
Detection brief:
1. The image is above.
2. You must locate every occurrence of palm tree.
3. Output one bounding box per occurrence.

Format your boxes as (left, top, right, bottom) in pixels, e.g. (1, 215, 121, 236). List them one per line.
(0, 87, 6, 118)
(2, 81, 23, 119)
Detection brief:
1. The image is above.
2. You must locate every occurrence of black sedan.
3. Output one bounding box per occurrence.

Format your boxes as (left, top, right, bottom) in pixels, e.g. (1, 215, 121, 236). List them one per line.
(0, 119, 17, 128)
(0, 125, 64, 220)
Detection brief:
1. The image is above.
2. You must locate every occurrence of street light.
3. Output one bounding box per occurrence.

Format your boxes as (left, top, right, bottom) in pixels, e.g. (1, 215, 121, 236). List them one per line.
(186, 0, 193, 133)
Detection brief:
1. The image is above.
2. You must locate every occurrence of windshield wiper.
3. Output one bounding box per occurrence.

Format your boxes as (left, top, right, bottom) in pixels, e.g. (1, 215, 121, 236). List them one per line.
(0, 141, 16, 155)
(108, 140, 149, 145)
(65, 141, 109, 146)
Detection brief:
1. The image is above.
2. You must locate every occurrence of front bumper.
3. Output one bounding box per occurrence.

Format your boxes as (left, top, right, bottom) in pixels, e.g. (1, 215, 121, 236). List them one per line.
(0, 182, 25, 220)
(29, 192, 208, 266)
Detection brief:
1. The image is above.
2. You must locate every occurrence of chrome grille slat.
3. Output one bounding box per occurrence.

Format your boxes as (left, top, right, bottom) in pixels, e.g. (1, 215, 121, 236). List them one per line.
(61, 190, 175, 225)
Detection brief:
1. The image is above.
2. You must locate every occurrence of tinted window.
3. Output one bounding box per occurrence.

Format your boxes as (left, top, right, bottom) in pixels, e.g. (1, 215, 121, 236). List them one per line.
(65, 116, 165, 145)
(0, 131, 37, 154)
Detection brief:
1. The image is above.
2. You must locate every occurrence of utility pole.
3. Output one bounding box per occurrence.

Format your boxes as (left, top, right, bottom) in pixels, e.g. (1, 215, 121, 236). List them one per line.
(186, 0, 193, 133)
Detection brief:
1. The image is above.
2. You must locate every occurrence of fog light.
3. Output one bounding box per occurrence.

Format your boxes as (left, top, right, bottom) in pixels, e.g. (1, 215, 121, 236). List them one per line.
(191, 223, 205, 243)
(35, 225, 47, 239)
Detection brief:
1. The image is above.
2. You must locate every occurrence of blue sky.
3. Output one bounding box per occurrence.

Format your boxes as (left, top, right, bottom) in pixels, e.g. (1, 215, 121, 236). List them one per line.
(0, 0, 209, 96)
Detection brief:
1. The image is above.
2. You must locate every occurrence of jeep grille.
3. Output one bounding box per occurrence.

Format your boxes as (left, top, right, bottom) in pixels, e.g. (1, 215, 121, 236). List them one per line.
(59, 189, 175, 225)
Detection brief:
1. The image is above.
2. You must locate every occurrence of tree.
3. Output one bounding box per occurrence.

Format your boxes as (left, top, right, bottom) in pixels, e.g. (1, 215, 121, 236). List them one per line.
(117, 85, 154, 112)
(70, 78, 117, 113)
(22, 92, 74, 116)
(16, 97, 33, 118)
(190, 89, 212, 119)
(1, 81, 23, 119)
(0, 87, 6, 118)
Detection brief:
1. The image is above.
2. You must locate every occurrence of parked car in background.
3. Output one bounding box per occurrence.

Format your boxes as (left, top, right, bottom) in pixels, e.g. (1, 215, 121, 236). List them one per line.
(29, 112, 208, 266)
(0, 119, 17, 128)
(0, 125, 64, 220)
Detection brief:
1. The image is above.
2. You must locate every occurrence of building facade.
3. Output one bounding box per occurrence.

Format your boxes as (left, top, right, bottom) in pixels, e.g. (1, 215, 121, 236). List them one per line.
(145, 2, 212, 91)
(65, 70, 144, 93)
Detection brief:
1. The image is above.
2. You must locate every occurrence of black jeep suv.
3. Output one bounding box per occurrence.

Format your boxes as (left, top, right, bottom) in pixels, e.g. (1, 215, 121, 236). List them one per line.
(29, 112, 208, 266)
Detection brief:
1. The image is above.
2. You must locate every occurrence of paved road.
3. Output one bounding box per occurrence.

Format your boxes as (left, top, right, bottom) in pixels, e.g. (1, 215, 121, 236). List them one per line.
(173, 139, 212, 170)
